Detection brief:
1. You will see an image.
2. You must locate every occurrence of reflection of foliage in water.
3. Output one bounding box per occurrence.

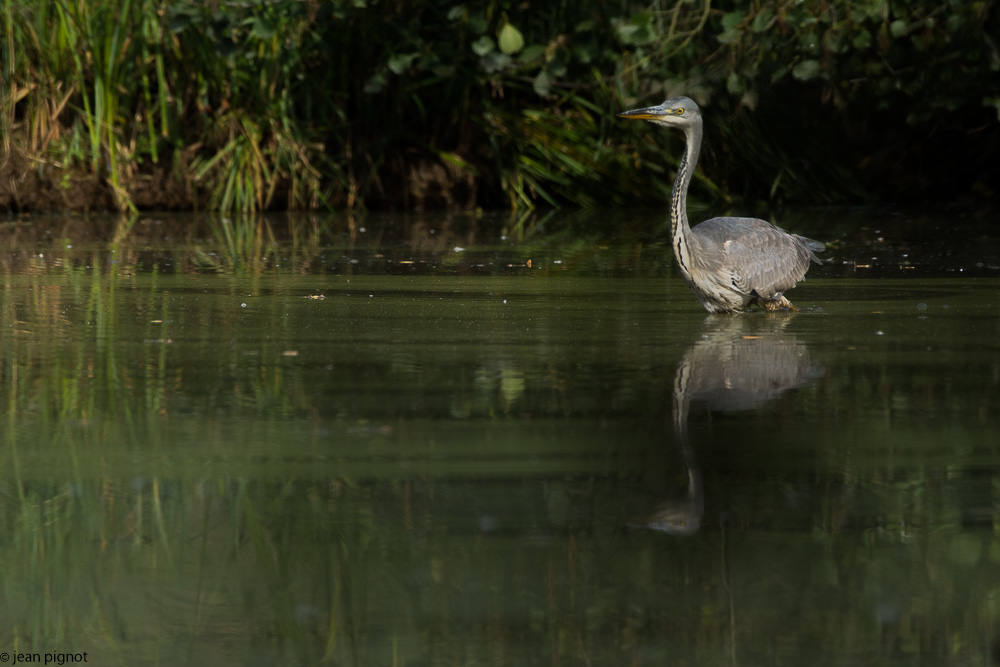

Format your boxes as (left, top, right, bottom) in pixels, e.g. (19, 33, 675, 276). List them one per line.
(0, 221, 999, 663)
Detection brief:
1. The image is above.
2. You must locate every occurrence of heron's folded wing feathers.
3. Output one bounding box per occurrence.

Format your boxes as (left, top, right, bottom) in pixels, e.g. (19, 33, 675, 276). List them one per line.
(693, 217, 818, 300)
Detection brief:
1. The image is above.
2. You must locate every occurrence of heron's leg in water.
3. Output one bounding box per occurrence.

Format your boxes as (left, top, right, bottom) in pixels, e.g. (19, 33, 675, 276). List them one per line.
(763, 295, 798, 312)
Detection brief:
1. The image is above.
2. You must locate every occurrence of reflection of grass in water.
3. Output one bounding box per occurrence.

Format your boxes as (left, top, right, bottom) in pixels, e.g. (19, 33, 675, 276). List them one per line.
(3, 250, 1000, 663)
(0, 477, 352, 662)
(199, 215, 279, 274)
(0, 265, 352, 662)
(0, 268, 503, 660)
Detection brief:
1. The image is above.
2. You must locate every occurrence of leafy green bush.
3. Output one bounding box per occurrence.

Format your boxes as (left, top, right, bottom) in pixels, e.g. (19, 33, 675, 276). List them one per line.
(1, 0, 996, 212)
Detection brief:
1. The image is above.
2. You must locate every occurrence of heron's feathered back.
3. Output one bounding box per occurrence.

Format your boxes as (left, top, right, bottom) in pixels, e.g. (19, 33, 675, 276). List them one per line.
(690, 217, 822, 300)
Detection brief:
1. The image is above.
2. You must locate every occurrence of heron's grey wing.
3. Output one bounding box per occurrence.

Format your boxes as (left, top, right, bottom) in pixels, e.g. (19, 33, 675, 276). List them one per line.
(693, 217, 817, 299)
(793, 234, 826, 260)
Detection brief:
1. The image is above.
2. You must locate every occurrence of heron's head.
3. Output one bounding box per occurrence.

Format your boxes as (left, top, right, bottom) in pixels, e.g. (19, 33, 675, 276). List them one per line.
(617, 96, 700, 130)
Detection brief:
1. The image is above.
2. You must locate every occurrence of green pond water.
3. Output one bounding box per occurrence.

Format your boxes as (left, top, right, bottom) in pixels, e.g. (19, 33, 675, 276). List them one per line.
(1, 209, 999, 665)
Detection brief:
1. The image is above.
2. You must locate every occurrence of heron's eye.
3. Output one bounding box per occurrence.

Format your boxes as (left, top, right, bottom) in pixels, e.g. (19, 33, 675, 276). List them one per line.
(675, 108, 684, 115)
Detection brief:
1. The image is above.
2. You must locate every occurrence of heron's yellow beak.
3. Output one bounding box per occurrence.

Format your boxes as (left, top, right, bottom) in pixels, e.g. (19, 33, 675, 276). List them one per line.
(617, 106, 668, 120)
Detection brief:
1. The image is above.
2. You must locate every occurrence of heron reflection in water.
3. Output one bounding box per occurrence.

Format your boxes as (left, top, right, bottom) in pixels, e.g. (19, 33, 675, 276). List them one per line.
(636, 316, 825, 535)
(618, 97, 824, 313)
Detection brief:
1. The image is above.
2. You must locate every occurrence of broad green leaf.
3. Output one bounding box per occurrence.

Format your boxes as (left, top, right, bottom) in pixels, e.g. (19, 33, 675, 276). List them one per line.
(726, 72, 744, 95)
(519, 44, 546, 62)
(792, 59, 821, 81)
(721, 11, 745, 31)
(717, 28, 739, 45)
(822, 28, 843, 52)
(472, 36, 494, 57)
(634, 26, 654, 44)
(480, 51, 511, 73)
(573, 42, 597, 64)
(751, 9, 773, 33)
(630, 11, 654, 28)
(617, 22, 654, 45)
(533, 70, 552, 97)
(388, 53, 417, 74)
(498, 23, 524, 55)
(251, 17, 275, 40)
(889, 19, 907, 38)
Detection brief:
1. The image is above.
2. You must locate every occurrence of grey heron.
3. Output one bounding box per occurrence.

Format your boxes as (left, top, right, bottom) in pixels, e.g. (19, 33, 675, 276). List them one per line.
(618, 97, 824, 313)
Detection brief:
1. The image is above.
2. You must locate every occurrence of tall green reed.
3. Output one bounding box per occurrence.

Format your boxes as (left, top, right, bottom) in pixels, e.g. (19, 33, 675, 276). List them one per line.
(56, 0, 135, 210)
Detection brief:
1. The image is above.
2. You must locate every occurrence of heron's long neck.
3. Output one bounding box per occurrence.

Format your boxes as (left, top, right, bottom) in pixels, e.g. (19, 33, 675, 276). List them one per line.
(670, 122, 702, 280)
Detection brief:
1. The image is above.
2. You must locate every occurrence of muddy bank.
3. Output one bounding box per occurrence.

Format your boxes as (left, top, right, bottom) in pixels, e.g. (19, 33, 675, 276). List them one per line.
(1, 137, 479, 213)
(1, 143, 190, 211)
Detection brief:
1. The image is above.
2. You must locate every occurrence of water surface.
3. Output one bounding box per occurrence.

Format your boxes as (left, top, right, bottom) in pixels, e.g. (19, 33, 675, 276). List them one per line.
(1, 208, 999, 665)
